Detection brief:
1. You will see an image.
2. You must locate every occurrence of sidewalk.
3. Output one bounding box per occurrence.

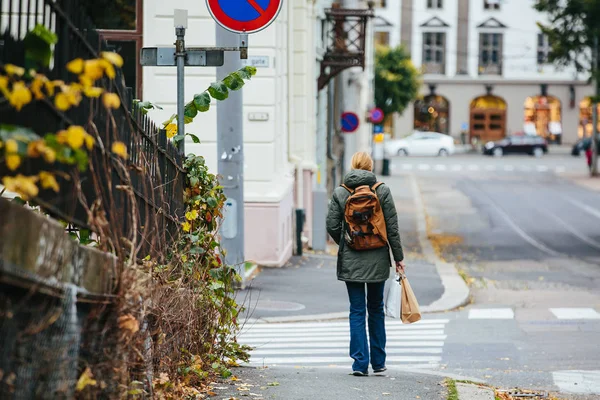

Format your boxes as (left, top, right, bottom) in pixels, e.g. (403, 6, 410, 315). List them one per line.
(238, 254, 444, 322)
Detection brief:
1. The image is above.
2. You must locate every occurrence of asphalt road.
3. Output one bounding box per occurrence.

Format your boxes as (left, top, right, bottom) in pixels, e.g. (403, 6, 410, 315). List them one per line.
(393, 152, 600, 398)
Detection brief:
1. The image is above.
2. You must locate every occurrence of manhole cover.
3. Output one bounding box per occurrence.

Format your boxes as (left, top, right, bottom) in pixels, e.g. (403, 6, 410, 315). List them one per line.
(254, 300, 306, 311)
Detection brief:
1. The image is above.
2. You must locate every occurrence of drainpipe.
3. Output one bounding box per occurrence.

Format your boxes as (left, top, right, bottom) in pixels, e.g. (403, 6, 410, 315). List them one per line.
(287, 1, 305, 255)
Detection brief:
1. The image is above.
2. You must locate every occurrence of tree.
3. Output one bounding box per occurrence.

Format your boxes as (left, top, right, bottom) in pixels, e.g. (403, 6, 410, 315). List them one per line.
(374, 45, 420, 120)
(534, 0, 600, 175)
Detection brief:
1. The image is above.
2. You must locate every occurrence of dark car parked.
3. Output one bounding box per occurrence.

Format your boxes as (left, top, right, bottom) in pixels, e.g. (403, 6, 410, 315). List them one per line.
(483, 135, 548, 157)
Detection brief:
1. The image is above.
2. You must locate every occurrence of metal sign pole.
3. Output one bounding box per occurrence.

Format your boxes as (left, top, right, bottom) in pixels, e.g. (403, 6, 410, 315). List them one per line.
(174, 10, 187, 154)
(216, 26, 245, 281)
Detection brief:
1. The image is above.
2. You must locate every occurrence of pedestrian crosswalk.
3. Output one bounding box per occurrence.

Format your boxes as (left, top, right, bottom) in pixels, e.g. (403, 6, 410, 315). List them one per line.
(468, 307, 600, 320)
(238, 319, 449, 369)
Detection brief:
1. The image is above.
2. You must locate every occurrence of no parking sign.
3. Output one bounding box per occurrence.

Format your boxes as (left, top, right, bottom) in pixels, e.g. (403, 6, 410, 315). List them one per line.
(207, 0, 283, 34)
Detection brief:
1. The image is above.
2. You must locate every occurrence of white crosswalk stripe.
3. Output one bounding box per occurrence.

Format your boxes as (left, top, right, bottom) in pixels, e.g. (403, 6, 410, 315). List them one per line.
(239, 319, 449, 369)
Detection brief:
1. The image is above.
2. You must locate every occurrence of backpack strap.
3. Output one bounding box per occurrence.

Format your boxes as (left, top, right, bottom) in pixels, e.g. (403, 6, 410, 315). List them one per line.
(371, 182, 384, 191)
(341, 184, 352, 193)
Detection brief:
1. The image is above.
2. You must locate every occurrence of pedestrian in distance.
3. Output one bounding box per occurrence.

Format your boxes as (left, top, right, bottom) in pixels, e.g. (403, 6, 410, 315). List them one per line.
(326, 151, 406, 376)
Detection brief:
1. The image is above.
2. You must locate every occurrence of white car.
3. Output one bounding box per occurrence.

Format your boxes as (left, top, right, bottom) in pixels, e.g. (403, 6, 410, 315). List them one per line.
(384, 131, 455, 157)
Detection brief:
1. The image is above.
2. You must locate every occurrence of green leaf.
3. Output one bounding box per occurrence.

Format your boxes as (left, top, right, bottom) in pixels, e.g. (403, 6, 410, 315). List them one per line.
(184, 102, 198, 120)
(207, 197, 218, 208)
(172, 134, 185, 143)
(220, 368, 233, 379)
(190, 246, 206, 255)
(73, 149, 89, 172)
(184, 115, 194, 124)
(210, 281, 225, 290)
(241, 66, 257, 77)
(223, 72, 245, 91)
(23, 24, 58, 69)
(187, 133, 201, 143)
(208, 81, 229, 101)
(193, 92, 211, 112)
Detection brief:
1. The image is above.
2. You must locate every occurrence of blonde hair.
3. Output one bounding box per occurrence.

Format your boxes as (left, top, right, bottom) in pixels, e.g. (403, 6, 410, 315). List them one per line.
(350, 151, 373, 171)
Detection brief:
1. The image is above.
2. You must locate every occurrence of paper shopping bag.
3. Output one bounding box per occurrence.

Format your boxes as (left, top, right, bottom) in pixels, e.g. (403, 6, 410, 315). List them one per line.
(400, 275, 421, 324)
(384, 274, 401, 319)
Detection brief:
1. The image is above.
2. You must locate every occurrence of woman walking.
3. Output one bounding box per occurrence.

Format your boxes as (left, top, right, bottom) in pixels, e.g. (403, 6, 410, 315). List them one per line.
(326, 151, 405, 376)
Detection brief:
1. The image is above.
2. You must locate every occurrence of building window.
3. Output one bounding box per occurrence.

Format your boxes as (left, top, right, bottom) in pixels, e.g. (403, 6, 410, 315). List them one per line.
(479, 33, 502, 75)
(84, 0, 143, 99)
(537, 33, 551, 64)
(422, 32, 446, 74)
(427, 0, 443, 9)
(484, 0, 500, 10)
(375, 31, 390, 47)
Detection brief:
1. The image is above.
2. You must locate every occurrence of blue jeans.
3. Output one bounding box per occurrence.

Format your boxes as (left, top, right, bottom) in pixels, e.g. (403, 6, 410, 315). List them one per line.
(345, 281, 386, 373)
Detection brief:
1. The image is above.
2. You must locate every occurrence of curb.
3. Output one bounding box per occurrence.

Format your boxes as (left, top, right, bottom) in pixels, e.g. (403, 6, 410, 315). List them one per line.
(408, 174, 471, 313)
(456, 382, 495, 400)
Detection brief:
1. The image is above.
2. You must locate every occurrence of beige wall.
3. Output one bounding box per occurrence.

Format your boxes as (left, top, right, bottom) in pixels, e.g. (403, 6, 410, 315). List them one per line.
(395, 81, 594, 145)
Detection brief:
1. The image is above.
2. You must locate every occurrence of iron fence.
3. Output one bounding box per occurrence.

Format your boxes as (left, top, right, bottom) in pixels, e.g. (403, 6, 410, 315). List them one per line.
(0, 0, 185, 260)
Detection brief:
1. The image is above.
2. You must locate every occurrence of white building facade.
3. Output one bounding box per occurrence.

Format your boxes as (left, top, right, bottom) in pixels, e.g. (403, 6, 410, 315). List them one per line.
(140, 0, 343, 267)
(376, 0, 594, 145)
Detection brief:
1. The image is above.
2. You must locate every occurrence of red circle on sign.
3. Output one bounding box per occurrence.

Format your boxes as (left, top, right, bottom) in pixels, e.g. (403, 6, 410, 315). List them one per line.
(206, 0, 283, 34)
(370, 108, 384, 124)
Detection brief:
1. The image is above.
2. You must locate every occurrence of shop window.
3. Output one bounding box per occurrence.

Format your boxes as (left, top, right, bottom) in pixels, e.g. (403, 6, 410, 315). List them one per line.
(524, 95, 562, 143)
(414, 94, 450, 134)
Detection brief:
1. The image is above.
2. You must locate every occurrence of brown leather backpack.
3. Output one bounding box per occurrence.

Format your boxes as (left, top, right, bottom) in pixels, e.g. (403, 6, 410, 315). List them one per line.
(341, 182, 388, 251)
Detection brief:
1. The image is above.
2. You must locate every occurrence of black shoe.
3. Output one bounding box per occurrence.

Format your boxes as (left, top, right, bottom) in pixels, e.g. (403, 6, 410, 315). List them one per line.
(373, 367, 387, 373)
(352, 370, 369, 376)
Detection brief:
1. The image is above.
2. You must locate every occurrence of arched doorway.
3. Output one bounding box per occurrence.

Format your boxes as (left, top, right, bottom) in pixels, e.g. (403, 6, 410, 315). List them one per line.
(578, 98, 600, 138)
(414, 94, 450, 134)
(469, 94, 507, 144)
(524, 95, 562, 143)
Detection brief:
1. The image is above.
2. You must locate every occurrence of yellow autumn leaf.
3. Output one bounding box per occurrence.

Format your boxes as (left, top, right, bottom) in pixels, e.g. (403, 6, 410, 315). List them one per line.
(76, 367, 97, 392)
(66, 58, 84, 74)
(0, 76, 8, 91)
(101, 51, 124, 67)
(83, 86, 103, 98)
(9, 81, 32, 111)
(111, 141, 128, 159)
(45, 80, 56, 96)
(2, 174, 39, 200)
(5, 139, 18, 154)
(165, 123, 178, 139)
(100, 59, 116, 79)
(43, 147, 56, 163)
(27, 140, 44, 157)
(56, 129, 68, 145)
(55, 92, 71, 111)
(118, 314, 139, 334)
(102, 92, 120, 109)
(4, 64, 25, 76)
(39, 171, 60, 192)
(84, 134, 95, 151)
(31, 75, 47, 100)
(65, 84, 82, 107)
(83, 59, 104, 81)
(6, 155, 21, 171)
(185, 209, 199, 221)
(63, 125, 86, 150)
(182, 221, 191, 232)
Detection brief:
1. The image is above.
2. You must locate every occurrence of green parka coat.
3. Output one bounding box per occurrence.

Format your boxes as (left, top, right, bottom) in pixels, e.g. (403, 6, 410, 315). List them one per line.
(326, 169, 404, 283)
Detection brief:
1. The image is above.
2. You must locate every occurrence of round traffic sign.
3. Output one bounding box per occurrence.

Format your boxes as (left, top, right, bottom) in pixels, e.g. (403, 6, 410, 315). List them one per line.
(341, 112, 360, 133)
(370, 108, 384, 124)
(206, 0, 283, 34)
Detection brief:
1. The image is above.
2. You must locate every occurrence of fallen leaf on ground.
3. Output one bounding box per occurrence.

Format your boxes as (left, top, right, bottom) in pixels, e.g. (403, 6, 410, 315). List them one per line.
(267, 382, 280, 387)
(76, 367, 97, 391)
(118, 314, 139, 334)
